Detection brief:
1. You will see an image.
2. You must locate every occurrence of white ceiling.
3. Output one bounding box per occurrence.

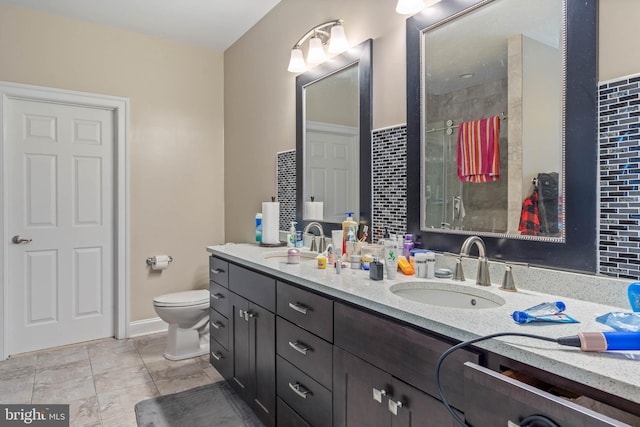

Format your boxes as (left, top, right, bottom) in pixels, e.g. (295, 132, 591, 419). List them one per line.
(0, 0, 282, 51)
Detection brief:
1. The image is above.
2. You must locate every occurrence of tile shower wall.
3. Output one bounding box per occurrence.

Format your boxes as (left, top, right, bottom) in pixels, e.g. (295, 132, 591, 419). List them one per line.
(598, 73, 640, 279)
(371, 125, 408, 242)
(277, 150, 296, 231)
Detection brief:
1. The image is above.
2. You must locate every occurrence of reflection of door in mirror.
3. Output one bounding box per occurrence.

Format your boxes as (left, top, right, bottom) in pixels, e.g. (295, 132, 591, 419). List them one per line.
(303, 64, 359, 223)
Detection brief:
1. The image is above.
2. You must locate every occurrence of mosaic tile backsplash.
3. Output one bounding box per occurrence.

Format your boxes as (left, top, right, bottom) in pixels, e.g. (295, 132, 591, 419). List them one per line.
(276, 150, 296, 232)
(598, 73, 640, 279)
(371, 125, 408, 242)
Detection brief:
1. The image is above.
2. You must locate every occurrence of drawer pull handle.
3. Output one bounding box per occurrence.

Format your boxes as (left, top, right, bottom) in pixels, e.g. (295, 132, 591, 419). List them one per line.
(372, 387, 388, 403)
(210, 268, 225, 274)
(211, 321, 223, 329)
(211, 293, 224, 300)
(288, 341, 310, 355)
(388, 399, 404, 416)
(211, 352, 223, 361)
(289, 382, 312, 399)
(288, 302, 309, 315)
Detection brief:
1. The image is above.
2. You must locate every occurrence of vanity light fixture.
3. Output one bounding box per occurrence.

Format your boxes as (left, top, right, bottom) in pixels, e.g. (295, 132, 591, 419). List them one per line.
(396, 0, 442, 15)
(287, 20, 348, 73)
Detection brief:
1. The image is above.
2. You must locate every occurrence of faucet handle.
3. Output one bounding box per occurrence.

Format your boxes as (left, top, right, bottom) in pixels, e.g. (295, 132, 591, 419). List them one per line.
(453, 257, 465, 281)
(310, 237, 318, 252)
(499, 264, 517, 292)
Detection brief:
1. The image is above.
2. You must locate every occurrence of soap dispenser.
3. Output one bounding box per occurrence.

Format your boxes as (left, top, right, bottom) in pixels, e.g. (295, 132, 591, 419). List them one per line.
(287, 222, 297, 248)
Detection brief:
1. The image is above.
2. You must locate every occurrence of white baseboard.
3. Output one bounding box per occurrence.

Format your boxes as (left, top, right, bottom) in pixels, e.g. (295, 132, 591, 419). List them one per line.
(129, 317, 167, 337)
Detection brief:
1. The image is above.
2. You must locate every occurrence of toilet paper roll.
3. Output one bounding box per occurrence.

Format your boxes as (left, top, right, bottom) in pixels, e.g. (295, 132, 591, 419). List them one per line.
(261, 202, 280, 244)
(151, 255, 171, 271)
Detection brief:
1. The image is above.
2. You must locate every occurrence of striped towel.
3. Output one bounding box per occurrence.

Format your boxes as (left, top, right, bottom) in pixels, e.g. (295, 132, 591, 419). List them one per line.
(456, 115, 500, 183)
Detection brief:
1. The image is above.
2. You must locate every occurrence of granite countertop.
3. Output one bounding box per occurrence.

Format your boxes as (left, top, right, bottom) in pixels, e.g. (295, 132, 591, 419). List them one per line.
(207, 243, 640, 405)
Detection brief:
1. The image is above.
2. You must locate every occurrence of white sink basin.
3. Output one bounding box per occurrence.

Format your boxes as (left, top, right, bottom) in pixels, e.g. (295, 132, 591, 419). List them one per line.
(262, 250, 318, 262)
(389, 281, 505, 309)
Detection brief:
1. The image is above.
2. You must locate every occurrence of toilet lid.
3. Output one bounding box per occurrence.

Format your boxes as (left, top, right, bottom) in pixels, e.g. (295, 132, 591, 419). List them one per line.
(153, 289, 209, 307)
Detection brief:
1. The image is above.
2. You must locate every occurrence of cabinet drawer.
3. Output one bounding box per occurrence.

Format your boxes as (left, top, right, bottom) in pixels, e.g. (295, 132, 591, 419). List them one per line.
(209, 256, 229, 287)
(229, 264, 276, 311)
(209, 281, 230, 317)
(277, 356, 332, 427)
(334, 302, 481, 411)
(277, 398, 311, 427)
(277, 281, 333, 342)
(464, 362, 636, 427)
(209, 308, 228, 350)
(209, 336, 231, 380)
(276, 317, 332, 390)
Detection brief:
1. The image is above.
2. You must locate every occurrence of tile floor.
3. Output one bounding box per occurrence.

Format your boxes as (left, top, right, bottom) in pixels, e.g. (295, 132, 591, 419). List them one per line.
(0, 333, 223, 427)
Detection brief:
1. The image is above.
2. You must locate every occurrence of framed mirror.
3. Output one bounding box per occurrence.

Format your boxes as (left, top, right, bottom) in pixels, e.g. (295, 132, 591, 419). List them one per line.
(296, 39, 372, 233)
(406, 0, 597, 272)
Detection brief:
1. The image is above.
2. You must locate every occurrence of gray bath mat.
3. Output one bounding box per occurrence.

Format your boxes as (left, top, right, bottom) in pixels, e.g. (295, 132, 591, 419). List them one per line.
(135, 381, 264, 427)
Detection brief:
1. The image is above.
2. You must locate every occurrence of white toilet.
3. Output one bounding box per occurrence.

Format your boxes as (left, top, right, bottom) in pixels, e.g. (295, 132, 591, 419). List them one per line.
(153, 289, 210, 360)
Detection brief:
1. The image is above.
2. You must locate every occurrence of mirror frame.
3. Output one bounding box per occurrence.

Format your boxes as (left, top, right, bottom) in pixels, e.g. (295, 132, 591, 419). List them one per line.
(296, 38, 373, 236)
(406, 0, 597, 272)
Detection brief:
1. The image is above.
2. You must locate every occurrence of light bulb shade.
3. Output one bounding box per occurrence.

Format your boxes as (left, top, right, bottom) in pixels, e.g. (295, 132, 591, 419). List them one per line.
(328, 24, 348, 54)
(287, 47, 306, 73)
(396, 0, 424, 15)
(306, 36, 326, 66)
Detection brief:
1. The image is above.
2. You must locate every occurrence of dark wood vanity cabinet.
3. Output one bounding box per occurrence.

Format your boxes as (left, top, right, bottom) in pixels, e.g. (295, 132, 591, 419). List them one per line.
(208, 254, 640, 427)
(275, 281, 334, 427)
(333, 302, 471, 427)
(209, 257, 276, 427)
(333, 346, 460, 427)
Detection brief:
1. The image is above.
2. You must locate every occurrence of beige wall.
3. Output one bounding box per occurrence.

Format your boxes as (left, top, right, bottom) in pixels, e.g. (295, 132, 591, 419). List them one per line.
(223, 0, 407, 243)
(225, 0, 640, 243)
(0, 3, 225, 322)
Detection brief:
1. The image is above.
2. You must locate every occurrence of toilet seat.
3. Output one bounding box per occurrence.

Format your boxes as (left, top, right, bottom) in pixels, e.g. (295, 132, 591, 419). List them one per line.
(153, 289, 209, 307)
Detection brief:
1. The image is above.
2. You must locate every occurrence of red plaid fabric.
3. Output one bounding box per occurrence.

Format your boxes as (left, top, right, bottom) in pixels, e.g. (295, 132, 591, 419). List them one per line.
(518, 190, 540, 235)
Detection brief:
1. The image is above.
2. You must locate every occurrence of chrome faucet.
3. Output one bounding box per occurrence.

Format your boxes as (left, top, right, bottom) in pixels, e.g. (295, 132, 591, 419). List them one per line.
(303, 222, 326, 252)
(456, 236, 491, 286)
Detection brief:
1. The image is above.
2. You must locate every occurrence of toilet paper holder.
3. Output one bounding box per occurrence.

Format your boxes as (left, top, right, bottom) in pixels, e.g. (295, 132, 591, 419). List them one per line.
(146, 256, 173, 266)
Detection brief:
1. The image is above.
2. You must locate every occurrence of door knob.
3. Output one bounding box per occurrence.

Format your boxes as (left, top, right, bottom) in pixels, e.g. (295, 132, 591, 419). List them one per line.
(12, 235, 32, 244)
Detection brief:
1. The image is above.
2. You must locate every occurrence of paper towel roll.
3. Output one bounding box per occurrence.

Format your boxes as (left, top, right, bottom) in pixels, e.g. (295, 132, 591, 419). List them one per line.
(261, 202, 280, 244)
(303, 201, 324, 220)
(151, 255, 171, 271)
(304, 202, 324, 221)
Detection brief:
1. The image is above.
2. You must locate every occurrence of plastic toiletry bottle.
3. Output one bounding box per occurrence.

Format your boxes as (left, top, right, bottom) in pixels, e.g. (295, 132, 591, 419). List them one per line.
(384, 238, 399, 279)
(414, 252, 428, 278)
(425, 251, 436, 279)
(403, 234, 414, 259)
(288, 222, 297, 248)
(369, 256, 384, 280)
(342, 212, 358, 254)
(255, 213, 262, 244)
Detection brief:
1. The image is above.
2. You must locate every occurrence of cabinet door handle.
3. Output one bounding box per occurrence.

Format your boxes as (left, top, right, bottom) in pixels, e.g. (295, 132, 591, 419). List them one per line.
(288, 382, 312, 399)
(211, 321, 223, 329)
(288, 302, 309, 315)
(210, 293, 224, 300)
(288, 341, 310, 355)
(211, 351, 223, 361)
(244, 310, 255, 321)
(210, 268, 225, 274)
(372, 387, 388, 403)
(388, 399, 404, 416)
(239, 309, 244, 318)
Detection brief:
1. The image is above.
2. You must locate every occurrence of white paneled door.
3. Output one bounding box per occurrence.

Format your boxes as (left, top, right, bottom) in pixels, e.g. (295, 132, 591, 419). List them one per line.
(6, 98, 114, 355)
